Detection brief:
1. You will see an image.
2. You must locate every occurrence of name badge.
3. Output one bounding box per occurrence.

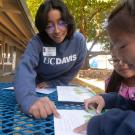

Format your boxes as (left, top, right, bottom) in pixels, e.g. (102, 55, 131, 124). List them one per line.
(43, 47, 56, 56)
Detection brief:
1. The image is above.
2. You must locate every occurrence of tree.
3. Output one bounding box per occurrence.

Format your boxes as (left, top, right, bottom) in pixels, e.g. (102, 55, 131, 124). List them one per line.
(26, 0, 44, 22)
(64, 0, 118, 68)
(64, 0, 117, 39)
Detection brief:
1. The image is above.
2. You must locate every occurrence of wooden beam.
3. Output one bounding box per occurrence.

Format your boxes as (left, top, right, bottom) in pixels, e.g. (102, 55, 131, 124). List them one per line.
(0, 8, 21, 14)
(0, 28, 25, 49)
(5, 38, 25, 51)
(5, 12, 31, 40)
(0, 0, 21, 14)
(0, 24, 26, 48)
(0, 13, 27, 43)
(0, 33, 3, 41)
(0, 9, 21, 14)
(0, 0, 3, 8)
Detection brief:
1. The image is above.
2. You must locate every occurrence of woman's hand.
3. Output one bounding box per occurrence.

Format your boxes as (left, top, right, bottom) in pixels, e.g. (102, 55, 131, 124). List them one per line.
(29, 97, 60, 119)
(74, 122, 87, 134)
(84, 95, 105, 114)
(37, 82, 49, 89)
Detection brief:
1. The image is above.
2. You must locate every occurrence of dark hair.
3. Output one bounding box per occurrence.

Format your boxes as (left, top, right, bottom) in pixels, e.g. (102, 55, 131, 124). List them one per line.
(105, 70, 124, 93)
(105, 0, 135, 93)
(35, 0, 75, 44)
(107, 0, 135, 34)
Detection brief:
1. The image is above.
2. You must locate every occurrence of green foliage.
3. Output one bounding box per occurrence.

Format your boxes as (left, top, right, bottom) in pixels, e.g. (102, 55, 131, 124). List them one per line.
(26, 0, 44, 22)
(64, 0, 118, 46)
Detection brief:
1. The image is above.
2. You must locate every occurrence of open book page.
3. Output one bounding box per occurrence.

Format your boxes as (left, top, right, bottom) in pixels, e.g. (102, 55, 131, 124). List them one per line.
(36, 88, 56, 94)
(57, 86, 95, 102)
(54, 109, 97, 135)
(2, 87, 56, 94)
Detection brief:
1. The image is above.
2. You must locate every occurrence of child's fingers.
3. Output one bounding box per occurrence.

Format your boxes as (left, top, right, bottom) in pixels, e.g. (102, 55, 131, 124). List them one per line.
(96, 102, 104, 114)
(74, 123, 87, 134)
(84, 99, 91, 110)
(84, 96, 104, 111)
(84, 98, 96, 110)
(37, 82, 49, 89)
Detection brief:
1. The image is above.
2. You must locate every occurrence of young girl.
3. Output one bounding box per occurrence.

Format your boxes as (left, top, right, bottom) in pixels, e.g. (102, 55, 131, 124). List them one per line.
(106, 46, 135, 100)
(74, 0, 135, 134)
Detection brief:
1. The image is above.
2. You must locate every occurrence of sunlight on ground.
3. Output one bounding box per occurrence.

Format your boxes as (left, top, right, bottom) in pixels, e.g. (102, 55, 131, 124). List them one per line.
(78, 78, 105, 91)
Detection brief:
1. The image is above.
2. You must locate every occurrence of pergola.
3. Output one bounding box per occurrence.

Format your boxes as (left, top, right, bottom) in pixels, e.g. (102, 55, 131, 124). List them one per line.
(0, 0, 35, 75)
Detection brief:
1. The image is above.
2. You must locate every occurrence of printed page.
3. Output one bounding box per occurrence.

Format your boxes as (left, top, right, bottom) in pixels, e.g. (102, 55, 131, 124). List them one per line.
(57, 86, 95, 102)
(36, 88, 56, 94)
(54, 109, 97, 135)
(2, 87, 14, 90)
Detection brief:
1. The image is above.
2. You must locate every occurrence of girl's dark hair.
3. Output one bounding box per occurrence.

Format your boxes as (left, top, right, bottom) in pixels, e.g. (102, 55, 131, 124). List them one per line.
(107, 0, 135, 34)
(35, 0, 75, 44)
(105, 70, 124, 93)
(106, 0, 135, 93)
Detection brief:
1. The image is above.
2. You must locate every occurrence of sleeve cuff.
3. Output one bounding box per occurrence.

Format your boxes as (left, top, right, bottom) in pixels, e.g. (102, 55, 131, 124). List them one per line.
(21, 95, 40, 114)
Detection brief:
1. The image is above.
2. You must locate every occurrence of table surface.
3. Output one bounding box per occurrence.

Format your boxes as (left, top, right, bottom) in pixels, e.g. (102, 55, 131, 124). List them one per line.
(0, 83, 83, 135)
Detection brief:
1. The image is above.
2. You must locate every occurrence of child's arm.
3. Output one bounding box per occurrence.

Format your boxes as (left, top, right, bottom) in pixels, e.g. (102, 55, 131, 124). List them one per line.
(83, 92, 135, 117)
(101, 92, 135, 110)
(87, 109, 135, 135)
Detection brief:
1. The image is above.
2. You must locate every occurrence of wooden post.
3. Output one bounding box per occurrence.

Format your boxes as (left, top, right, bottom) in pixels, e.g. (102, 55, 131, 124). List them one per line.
(12, 46, 16, 72)
(1, 35, 5, 74)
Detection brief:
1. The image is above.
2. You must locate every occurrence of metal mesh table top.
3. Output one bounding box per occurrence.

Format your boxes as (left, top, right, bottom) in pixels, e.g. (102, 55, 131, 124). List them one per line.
(0, 83, 84, 135)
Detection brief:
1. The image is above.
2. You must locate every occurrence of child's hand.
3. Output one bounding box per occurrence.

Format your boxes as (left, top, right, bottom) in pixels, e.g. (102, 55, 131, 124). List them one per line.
(84, 95, 105, 114)
(37, 82, 49, 89)
(73, 122, 87, 134)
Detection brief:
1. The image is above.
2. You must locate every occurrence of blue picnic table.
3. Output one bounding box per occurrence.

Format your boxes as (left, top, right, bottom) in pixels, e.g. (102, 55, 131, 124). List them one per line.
(0, 83, 83, 135)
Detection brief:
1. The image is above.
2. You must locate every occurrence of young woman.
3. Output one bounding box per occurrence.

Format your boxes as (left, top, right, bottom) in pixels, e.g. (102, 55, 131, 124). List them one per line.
(15, 0, 87, 119)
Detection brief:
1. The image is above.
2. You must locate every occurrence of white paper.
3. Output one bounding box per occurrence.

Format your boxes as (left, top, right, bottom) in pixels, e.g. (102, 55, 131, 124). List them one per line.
(57, 86, 95, 102)
(36, 88, 56, 94)
(2, 87, 14, 90)
(43, 47, 56, 56)
(54, 109, 97, 135)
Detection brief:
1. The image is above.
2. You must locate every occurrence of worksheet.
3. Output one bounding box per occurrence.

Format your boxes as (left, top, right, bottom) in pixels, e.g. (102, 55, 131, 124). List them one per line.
(2, 87, 14, 90)
(2, 87, 56, 94)
(57, 86, 95, 102)
(54, 109, 97, 135)
(36, 88, 56, 94)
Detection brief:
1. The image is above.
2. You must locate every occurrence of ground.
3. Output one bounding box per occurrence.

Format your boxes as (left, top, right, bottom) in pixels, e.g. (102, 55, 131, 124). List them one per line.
(0, 74, 13, 82)
(72, 77, 104, 94)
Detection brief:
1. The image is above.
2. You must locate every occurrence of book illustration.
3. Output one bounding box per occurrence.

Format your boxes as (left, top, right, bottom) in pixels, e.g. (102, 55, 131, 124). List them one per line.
(57, 86, 95, 102)
(73, 87, 95, 96)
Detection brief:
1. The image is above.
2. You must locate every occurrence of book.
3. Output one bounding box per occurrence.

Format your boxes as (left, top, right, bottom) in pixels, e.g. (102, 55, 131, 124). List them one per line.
(57, 86, 95, 103)
(36, 88, 56, 94)
(54, 109, 97, 135)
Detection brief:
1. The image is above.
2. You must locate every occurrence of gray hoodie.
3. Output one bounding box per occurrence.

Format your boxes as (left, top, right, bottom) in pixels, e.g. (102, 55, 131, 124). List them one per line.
(14, 32, 87, 114)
